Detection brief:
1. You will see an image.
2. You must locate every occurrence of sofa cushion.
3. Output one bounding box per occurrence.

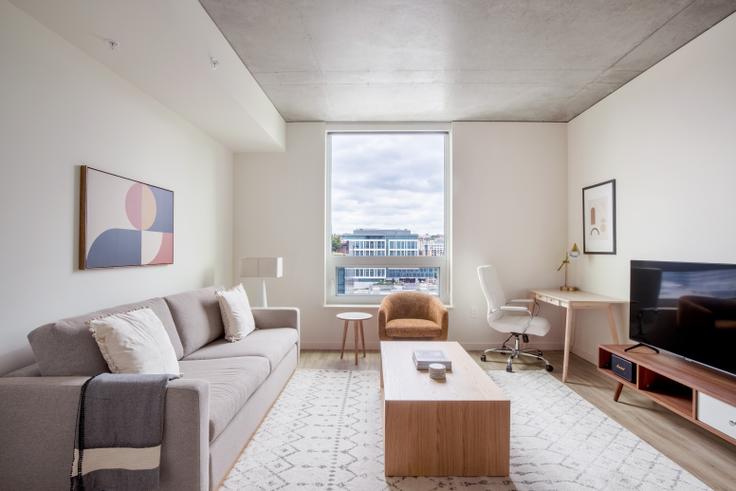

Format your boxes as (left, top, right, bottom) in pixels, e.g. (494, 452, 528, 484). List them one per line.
(179, 357, 270, 442)
(183, 328, 298, 370)
(165, 287, 224, 356)
(89, 308, 181, 375)
(385, 318, 442, 338)
(216, 284, 256, 342)
(28, 298, 183, 376)
(3, 363, 41, 377)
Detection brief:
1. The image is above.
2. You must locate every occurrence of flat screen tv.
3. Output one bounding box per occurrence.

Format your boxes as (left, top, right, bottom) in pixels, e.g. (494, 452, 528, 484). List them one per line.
(630, 260, 736, 377)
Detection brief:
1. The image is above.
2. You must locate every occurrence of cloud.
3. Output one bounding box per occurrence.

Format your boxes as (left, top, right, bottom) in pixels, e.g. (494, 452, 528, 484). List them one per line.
(331, 133, 445, 235)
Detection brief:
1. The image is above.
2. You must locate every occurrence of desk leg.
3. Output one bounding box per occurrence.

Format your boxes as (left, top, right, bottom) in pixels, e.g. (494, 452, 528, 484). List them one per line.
(562, 307, 575, 383)
(607, 305, 620, 344)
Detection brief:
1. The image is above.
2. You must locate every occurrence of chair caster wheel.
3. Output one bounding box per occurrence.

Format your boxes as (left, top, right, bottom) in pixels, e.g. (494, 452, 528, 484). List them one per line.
(506, 365, 513, 373)
(545, 364, 554, 372)
(480, 354, 487, 362)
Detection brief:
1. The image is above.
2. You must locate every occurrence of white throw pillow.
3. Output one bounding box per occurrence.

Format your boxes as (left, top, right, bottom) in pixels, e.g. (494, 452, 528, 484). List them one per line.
(216, 284, 256, 342)
(89, 308, 180, 375)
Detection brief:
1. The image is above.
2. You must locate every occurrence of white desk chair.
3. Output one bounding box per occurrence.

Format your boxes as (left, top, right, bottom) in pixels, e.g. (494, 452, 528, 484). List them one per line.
(477, 265, 554, 372)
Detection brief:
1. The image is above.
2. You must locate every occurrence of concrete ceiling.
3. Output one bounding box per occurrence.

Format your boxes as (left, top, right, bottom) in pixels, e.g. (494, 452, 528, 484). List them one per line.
(200, 0, 736, 122)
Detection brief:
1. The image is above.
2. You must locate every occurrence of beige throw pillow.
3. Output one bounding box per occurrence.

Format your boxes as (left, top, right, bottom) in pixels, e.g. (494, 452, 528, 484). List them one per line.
(89, 308, 180, 375)
(216, 284, 256, 342)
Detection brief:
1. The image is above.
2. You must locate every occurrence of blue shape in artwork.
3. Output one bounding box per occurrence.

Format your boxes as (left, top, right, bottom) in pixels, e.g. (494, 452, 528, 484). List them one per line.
(86, 229, 142, 268)
(148, 187, 173, 233)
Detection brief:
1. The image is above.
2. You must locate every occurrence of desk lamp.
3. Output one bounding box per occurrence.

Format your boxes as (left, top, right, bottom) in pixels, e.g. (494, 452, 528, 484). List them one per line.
(557, 243, 580, 291)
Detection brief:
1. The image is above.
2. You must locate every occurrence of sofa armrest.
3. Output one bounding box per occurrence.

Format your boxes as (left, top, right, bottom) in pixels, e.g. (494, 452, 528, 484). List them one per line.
(0, 376, 210, 491)
(161, 378, 210, 491)
(252, 307, 301, 359)
(251, 307, 300, 330)
(0, 376, 87, 490)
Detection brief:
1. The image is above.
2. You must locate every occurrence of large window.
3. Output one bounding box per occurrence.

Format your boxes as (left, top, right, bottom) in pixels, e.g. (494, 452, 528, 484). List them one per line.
(326, 129, 450, 304)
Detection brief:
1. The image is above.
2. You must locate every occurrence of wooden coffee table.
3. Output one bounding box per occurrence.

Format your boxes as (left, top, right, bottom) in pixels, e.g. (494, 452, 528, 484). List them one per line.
(380, 341, 510, 477)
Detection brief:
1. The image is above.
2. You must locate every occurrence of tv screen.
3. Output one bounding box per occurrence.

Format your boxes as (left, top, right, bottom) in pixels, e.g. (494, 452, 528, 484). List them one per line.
(630, 260, 736, 377)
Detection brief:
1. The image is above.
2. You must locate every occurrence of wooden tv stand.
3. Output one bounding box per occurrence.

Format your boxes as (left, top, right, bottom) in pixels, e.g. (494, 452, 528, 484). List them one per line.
(598, 344, 736, 446)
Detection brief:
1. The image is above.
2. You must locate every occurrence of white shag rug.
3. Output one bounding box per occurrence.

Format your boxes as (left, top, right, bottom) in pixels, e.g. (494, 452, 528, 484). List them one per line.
(220, 369, 708, 491)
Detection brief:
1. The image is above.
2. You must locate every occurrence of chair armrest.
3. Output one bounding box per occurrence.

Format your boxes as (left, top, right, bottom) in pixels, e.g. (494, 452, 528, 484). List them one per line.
(508, 298, 534, 304)
(500, 305, 532, 316)
(0, 376, 210, 491)
(378, 299, 394, 341)
(378, 306, 388, 340)
(428, 297, 449, 340)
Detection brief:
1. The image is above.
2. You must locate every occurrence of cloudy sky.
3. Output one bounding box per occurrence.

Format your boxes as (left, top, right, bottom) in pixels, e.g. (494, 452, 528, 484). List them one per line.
(331, 133, 445, 236)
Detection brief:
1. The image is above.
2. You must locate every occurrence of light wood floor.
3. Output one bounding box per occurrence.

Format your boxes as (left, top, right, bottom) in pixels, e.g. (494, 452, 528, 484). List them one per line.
(300, 349, 736, 491)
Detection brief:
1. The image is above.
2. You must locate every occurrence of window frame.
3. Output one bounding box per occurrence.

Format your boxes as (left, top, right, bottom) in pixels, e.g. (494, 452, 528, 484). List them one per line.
(324, 124, 452, 306)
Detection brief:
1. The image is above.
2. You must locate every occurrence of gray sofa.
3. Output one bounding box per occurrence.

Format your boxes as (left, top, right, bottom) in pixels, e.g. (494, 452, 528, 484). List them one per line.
(0, 287, 300, 490)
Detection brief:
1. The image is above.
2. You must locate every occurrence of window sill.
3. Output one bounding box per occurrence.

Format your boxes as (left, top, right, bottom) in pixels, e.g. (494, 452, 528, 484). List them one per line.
(323, 303, 454, 309)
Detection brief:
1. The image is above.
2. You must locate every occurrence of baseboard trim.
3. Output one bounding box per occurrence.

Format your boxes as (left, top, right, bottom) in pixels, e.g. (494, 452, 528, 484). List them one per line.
(300, 341, 565, 352)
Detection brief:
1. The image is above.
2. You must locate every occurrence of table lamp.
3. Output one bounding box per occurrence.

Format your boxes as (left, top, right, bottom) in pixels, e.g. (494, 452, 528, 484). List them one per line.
(240, 257, 283, 307)
(556, 243, 580, 292)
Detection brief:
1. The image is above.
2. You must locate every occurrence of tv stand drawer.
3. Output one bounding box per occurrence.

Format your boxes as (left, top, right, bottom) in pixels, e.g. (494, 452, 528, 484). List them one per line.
(697, 392, 736, 440)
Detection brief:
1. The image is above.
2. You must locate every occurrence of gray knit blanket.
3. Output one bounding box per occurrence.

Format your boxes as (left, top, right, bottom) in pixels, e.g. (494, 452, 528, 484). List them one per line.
(70, 373, 172, 491)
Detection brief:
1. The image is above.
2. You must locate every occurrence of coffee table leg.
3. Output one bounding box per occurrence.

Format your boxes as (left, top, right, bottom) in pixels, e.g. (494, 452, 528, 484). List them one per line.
(354, 321, 359, 365)
(340, 320, 348, 359)
(360, 320, 366, 357)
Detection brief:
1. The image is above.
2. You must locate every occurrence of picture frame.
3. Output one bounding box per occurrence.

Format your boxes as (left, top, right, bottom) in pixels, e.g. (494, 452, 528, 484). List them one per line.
(582, 179, 616, 254)
(80, 166, 174, 269)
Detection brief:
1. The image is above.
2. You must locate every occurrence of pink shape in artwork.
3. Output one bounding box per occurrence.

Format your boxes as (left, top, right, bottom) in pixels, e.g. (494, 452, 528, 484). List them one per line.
(126, 183, 143, 229)
(149, 233, 174, 264)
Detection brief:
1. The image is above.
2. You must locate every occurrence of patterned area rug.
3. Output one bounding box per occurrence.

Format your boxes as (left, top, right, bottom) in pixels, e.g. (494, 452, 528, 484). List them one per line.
(221, 369, 708, 491)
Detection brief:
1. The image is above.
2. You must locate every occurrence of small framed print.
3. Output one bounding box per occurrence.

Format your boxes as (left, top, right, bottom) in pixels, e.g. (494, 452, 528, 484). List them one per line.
(582, 179, 616, 254)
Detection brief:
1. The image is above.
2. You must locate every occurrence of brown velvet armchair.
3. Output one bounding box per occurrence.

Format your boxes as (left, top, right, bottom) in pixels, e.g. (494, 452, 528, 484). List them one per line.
(378, 292, 449, 341)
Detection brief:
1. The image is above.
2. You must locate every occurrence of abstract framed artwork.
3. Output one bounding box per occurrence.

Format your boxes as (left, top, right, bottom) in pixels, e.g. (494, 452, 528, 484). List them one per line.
(582, 179, 616, 254)
(80, 166, 174, 269)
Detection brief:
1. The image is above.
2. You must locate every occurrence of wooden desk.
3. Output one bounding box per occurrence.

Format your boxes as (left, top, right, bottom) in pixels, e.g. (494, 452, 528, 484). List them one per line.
(530, 289, 627, 383)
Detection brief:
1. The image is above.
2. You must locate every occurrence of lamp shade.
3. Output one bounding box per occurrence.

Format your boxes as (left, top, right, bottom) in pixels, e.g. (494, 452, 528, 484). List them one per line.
(240, 257, 283, 278)
(569, 243, 580, 259)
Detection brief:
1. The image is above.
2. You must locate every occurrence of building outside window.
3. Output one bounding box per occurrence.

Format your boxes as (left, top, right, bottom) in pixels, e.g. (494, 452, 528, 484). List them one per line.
(326, 129, 450, 304)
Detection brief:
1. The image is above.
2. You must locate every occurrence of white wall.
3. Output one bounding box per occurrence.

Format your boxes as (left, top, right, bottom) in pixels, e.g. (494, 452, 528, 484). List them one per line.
(567, 13, 736, 363)
(0, 0, 234, 374)
(11, 0, 286, 153)
(453, 123, 568, 349)
(235, 122, 568, 351)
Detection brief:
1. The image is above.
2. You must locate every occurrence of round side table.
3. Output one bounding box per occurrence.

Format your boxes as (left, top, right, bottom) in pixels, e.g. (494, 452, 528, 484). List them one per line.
(337, 312, 372, 365)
